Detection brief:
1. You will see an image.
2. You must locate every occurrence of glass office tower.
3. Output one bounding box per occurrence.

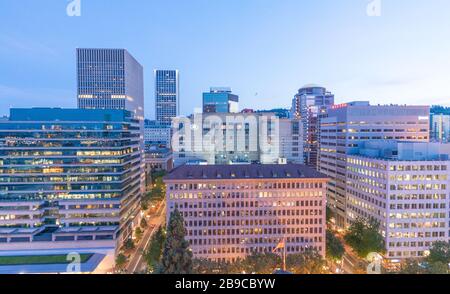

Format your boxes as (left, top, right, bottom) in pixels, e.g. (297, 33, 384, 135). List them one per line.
(203, 87, 239, 113)
(0, 108, 142, 249)
(155, 69, 179, 126)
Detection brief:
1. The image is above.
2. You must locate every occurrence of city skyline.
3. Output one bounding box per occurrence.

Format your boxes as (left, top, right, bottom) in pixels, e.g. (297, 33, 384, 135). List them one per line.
(1, 0, 450, 119)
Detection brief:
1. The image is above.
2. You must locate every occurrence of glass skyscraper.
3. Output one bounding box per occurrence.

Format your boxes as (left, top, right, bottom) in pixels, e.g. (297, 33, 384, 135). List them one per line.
(76, 48, 144, 123)
(155, 69, 179, 126)
(0, 108, 142, 249)
(203, 87, 239, 113)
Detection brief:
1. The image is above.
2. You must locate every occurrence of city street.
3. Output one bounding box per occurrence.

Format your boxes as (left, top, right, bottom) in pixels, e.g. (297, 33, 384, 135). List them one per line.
(126, 201, 166, 274)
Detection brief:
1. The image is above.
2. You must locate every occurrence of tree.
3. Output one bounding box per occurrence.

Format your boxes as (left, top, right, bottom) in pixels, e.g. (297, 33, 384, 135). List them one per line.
(326, 206, 334, 223)
(286, 249, 326, 274)
(158, 209, 193, 274)
(399, 259, 425, 274)
(123, 238, 135, 251)
(193, 259, 231, 274)
(135, 227, 143, 241)
(427, 241, 450, 265)
(427, 261, 449, 274)
(145, 227, 166, 272)
(344, 218, 384, 258)
(140, 217, 148, 229)
(326, 230, 345, 261)
(240, 253, 281, 274)
(115, 253, 127, 270)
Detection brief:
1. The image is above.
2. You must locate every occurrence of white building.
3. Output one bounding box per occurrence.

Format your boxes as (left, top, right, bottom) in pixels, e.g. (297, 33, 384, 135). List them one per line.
(172, 113, 303, 167)
(144, 120, 171, 150)
(318, 102, 430, 227)
(346, 141, 450, 260)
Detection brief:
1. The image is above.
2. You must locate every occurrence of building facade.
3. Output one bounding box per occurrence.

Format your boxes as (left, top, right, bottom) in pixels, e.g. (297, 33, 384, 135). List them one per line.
(318, 102, 430, 227)
(203, 87, 239, 114)
(346, 141, 450, 260)
(155, 69, 179, 126)
(76, 48, 144, 123)
(172, 113, 303, 167)
(164, 164, 328, 262)
(0, 108, 143, 251)
(291, 85, 334, 168)
(144, 119, 171, 150)
(430, 113, 450, 143)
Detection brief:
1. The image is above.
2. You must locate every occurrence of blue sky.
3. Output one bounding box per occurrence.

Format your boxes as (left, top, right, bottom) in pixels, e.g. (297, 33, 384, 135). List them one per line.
(1, 0, 450, 119)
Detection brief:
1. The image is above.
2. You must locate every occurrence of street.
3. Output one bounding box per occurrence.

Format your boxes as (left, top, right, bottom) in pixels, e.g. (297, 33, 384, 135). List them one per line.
(126, 200, 166, 274)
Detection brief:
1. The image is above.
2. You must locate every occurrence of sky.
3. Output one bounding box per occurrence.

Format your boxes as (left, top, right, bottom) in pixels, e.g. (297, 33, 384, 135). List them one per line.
(1, 0, 450, 119)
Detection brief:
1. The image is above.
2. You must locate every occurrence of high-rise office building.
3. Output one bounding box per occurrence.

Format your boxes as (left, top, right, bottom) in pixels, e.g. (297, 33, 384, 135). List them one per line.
(346, 141, 450, 261)
(76, 48, 144, 123)
(318, 102, 430, 227)
(291, 85, 334, 168)
(164, 164, 328, 262)
(203, 87, 239, 113)
(0, 108, 143, 255)
(155, 70, 179, 126)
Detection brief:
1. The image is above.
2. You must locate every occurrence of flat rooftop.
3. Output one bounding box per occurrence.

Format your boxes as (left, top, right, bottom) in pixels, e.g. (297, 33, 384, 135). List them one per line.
(164, 164, 328, 181)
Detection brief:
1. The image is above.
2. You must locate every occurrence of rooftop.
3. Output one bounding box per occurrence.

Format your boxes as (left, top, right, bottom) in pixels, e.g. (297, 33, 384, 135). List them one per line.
(164, 164, 328, 181)
(8, 108, 133, 122)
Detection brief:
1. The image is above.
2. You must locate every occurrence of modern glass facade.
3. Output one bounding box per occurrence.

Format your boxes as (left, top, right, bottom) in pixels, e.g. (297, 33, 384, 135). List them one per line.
(203, 87, 239, 113)
(155, 69, 179, 126)
(0, 108, 143, 245)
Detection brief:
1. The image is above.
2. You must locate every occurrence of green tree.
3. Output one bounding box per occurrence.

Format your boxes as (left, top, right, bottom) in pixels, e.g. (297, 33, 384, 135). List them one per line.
(427, 241, 450, 265)
(398, 259, 425, 274)
(344, 218, 384, 258)
(240, 253, 281, 274)
(140, 217, 148, 229)
(145, 227, 166, 272)
(158, 209, 193, 274)
(123, 238, 135, 251)
(115, 253, 127, 270)
(193, 259, 231, 274)
(426, 261, 449, 274)
(135, 227, 143, 241)
(326, 230, 345, 261)
(286, 249, 326, 274)
(326, 206, 334, 223)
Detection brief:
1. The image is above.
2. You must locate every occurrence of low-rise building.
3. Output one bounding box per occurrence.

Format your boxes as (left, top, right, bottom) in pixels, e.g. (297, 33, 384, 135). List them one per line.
(164, 164, 328, 262)
(144, 119, 171, 150)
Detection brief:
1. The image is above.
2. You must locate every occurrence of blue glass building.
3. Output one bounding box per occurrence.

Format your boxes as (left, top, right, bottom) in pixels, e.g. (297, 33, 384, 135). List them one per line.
(203, 87, 239, 113)
(0, 108, 142, 248)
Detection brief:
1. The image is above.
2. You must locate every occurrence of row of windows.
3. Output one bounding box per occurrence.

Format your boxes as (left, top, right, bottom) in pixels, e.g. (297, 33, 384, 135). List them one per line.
(169, 182, 324, 191)
(185, 227, 323, 237)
